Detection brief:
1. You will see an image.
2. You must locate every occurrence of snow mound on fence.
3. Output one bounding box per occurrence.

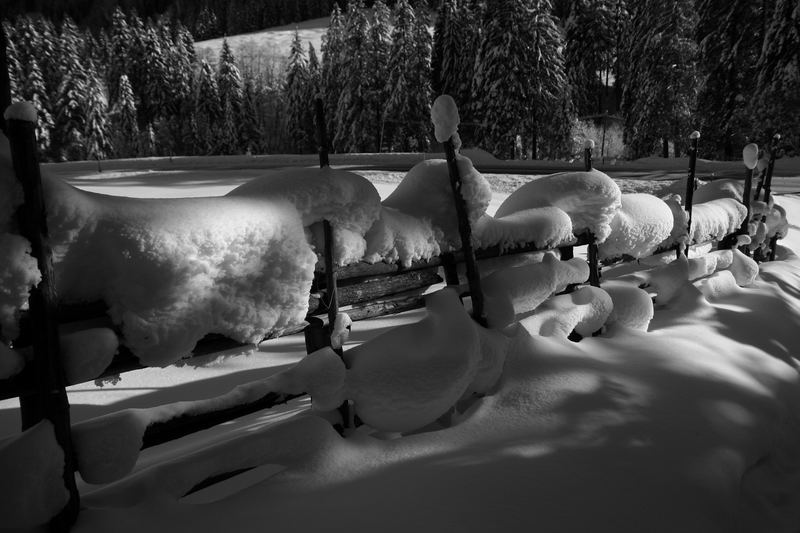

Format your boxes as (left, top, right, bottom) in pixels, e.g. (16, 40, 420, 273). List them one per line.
(519, 285, 613, 338)
(363, 206, 442, 266)
(482, 254, 589, 328)
(382, 157, 492, 252)
(473, 206, 575, 251)
(689, 198, 748, 244)
(494, 169, 622, 243)
(42, 176, 317, 366)
(227, 167, 382, 266)
(599, 193, 675, 260)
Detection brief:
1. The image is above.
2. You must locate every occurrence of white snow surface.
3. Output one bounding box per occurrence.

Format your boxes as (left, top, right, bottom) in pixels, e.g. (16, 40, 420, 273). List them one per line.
(473, 206, 575, 251)
(0, 420, 69, 528)
(598, 193, 674, 260)
(494, 169, 622, 243)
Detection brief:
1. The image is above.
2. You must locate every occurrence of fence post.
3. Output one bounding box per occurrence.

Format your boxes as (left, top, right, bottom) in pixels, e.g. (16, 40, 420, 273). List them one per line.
(682, 131, 700, 256)
(6, 108, 79, 531)
(443, 138, 487, 327)
(738, 143, 759, 255)
(587, 235, 601, 287)
(762, 133, 781, 202)
(583, 139, 594, 171)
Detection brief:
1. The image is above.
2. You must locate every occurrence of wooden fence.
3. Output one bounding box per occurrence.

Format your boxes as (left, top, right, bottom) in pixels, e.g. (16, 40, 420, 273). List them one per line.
(0, 111, 781, 531)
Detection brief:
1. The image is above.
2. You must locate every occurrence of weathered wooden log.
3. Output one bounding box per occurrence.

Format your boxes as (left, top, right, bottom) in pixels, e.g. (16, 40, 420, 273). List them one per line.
(8, 114, 80, 531)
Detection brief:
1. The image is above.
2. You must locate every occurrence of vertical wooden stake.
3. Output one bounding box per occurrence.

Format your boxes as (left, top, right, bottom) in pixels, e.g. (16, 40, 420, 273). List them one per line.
(683, 132, 700, 256)
(583, 139, 594, 171)
(763, 133, 780, 203)
(443, 139, 487, 327)
(8, 115, 79, 531)
(587, 237, 601, 288)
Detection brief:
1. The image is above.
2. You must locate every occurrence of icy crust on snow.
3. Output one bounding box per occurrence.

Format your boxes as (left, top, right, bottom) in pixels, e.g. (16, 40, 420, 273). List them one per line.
(41, 176, 317, 366)
(598, 193, 674, 260)
(73, 347, 346, 484)
(0, 420, 69, 529)
(494, 169, 622, 243)
(382, 157, 492, 252)
(482, 254, 589, 328)
(227, 167, 381, 266)
(473, 206, 575, 252)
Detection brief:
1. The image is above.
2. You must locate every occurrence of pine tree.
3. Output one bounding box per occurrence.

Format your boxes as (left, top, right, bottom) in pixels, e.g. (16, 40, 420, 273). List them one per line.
(410, 8, 433, 151)
(284, 30, 313, 153)
(195, 59, 221, 154)
(4, 31, 24, 103)
(83, 62, 113, 163)
(564, 0, 621, 116)
(321, 4, 346, 149)
(108, 8, 132, 104)
(366, 0, 391, 151)
(695, 0, 762, 158)
(751, 0, 800, 152)
(333, 1, 373, 152)
(432, 0, 478, 108)
(111, 73, 140, 158)
(385, 0, 417, 150)
(195, 5, 219, 40)
(22, 59, 54, 154)
(217, 39, 245, 153)
(52, 16, 88, 160)
(620, 0, 698, 158)
(472, 0, 568, 159)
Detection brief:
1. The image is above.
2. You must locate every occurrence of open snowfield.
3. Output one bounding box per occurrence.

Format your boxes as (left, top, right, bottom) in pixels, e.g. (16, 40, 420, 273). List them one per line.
(3, 153, 800, 532)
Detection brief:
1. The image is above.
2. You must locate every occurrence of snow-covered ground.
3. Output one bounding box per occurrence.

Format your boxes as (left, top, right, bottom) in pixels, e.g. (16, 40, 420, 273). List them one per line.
(3, 151, 800, 532)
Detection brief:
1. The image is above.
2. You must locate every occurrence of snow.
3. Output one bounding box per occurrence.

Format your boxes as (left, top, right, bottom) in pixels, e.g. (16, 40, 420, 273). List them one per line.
(743, 143, 759, 170)
(382, 157, 492, 251)
(0, 420, 69, 528)
(343, 288, 483, 433)
(3, 101, 38, 123)
(363, 205, 441, 266)
(688, 198, 748, 244)
(473, 206, 574, 251)
(430, 94, 460, 143)
(494, 169, 622, 243)
(482, 254, 589, 328)
(598, 193, 674, 260)
(518, 285, 613, 338)
(2, 150, 800, 532)
(60, 328, 119, 385)
(329, 312, 352, 351)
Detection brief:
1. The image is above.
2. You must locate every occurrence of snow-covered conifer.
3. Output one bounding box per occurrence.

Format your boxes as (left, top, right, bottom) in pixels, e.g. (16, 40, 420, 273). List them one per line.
(217, 39, 244, 153)
(111, 74, 139, 158)
(284, 30, 313, 153)
(321, 4, 346, 147)
(22, 59, 54, 154)
(83, 62, 113, 163)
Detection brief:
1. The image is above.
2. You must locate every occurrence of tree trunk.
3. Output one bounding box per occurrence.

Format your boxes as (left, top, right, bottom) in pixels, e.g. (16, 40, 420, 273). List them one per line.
(662, 137, 669, 158)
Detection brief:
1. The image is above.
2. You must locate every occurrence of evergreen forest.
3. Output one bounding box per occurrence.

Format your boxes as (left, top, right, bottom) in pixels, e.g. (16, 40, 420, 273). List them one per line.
(3, 0, 798, 162)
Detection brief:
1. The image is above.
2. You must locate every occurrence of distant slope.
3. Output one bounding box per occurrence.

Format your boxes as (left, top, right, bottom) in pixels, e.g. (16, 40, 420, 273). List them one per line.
(195, 17, 328, 67)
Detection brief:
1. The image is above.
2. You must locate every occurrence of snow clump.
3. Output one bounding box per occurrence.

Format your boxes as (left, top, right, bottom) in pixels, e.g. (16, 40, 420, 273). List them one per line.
(3, 101, 38, 123)
(431, 94, 460, 143)
(598, 193, 674, 260)
(473, 206, 574, 252)
(382, 157, 492, 251)
(495, 169, 622, 243)
(602, 280, 654, 331)
(519, 285, 613, 338)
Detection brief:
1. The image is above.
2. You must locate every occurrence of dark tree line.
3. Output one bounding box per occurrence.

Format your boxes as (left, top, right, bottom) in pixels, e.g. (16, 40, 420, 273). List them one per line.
(3, 0, 798, 161)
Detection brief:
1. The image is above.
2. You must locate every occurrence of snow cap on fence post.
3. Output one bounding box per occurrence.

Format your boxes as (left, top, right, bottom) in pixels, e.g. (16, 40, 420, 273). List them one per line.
(743, 143, 759, 170)
(431, 95, 460, 144)
(3, 101, 38, 123)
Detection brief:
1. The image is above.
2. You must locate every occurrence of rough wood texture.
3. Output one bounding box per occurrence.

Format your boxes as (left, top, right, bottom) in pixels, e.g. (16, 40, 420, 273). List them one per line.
(8, 118, 80, 532)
